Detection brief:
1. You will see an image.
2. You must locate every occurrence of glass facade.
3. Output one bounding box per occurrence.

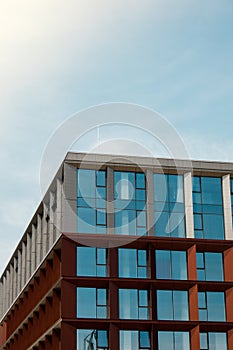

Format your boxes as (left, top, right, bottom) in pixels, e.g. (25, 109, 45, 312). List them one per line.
(74, 168, 232, 349)
(77, 247, 107, 277)
(77, 329, 108, 350)
(77, 169, 107, 234)
(119, 289, 149, 319)
(120, 331, 150, 350)
(200, 332, 228, 350)
(192, 177, 224, 239)
(157, 290, 189, 320)
(155, 250, 187, 280)
(198, 291, 226, 321)
(158, 331, 190, 350)
(76, 287, 107, 319)
(154, 174, 185, 237)
(118, 248, 147, 278)
(196, 252, 224, 281)
(114, 171, 146, 235)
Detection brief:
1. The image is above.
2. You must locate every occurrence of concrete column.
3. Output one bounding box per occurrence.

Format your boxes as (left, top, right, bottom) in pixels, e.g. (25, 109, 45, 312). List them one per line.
(17, 249, 22, 295)
(62, 164, 77, 234)
(21, 242, 26, 288)
(6, 270, 10, 311)
(0, 281, 3, 318)
(184, 172, 194, 238)
(3, 275, 7, 316)
(26, 233, 31, 283)
(13, 257, 18, 301)
(49, 191, 55, 247)
(42, 203, 49, 258)
(222, 174, 233, 240)
(31, 224, 36, 273)
(56, 178, 62, 239)
(9, 264, 14, 305)
(146, 169, 154, 235)
(36, 214, 42, 266)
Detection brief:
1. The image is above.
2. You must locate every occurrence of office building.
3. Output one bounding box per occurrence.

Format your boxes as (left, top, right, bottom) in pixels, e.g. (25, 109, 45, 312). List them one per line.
(1, 152, 233, 349)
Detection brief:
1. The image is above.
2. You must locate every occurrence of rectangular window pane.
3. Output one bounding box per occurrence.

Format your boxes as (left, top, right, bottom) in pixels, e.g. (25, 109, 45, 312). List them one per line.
(173, 291, 189, 320)
(157, 290, 173, 320)
(171, 251, 187, 280)
(120, 331, 138, 350)
(119, 249, 137, 278)
(205, 253, 224, 281)
(77, 288, 96, 318)
(119, 289, 138, 319)
(156, 250, 171, 279)
(207, 292, 226, 321)
(208, 332, 228, 350)
(96, 171, 106, 187)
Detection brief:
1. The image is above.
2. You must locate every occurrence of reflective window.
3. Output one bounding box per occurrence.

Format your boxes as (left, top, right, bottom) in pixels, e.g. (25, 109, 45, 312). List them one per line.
(198, 291, 226, 321)
(77, 288, 107, 318)
(77, 329, 108, 349)
(154, 174, 185, 237)
(192, 177, 224, 239)
(77, 247, 107, 277)
(120, 330, 150, 349)
(114, 171, 146, 235)
(119, 289, 149, 319)
(196, 252, 223, 281)
(157, 290, 189, 320)
(118, 249, 147, 278)
(231, 179, 233, 228)
(77, 169, 107, 234)
(200, 332, 228, 350)
(155, 250, 187, 280)
(158, 331, 190, 350)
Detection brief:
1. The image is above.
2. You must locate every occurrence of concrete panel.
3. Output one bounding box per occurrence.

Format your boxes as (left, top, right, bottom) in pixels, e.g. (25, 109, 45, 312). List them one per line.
(184, 172, 194, 238)
(222, 174, 233, 240)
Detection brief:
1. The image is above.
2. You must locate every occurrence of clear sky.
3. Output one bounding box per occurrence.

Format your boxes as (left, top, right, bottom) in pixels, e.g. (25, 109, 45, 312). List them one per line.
(0, 0, 233, 273)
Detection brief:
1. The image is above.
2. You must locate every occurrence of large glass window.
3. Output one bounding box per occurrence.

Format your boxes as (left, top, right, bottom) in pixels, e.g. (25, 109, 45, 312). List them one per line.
(155, 250, 187, 280)
(119, 289, 149, 319)
(157, 290, 189, 320)
(196, 252, 224, 281)
(77, 288, 107, 319)
(200, 332, 228, 350)
(77, 247, 107, 277)
(114, 172, 146, 235)
(77, 169, 107, 234)
(158, 331, 190, 350)
(154, 174, 185, 237)
(118, 248, 147, 278)
(77, 329, 108, 350)
(198, 291, 226, 321)
(120, 330, 150, 350)
(192, 177, 224, 239)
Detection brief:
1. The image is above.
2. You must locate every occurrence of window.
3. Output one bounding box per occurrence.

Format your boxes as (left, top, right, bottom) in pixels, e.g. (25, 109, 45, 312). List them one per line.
(155, 250, 187, 280)
(157, 290, 189, 320)
(230, 178, 233, 228)
(192, 177, 224, 239)
(77, 169, 107, 234)
(77, 329, 108, 349)
(119, 289, 149, 319)
(158, 331, 190, 350)
(77, 288, 107, 319)
(200, 332, 227, 350)
(196, 252, 223, 281)
(120, 330, 150, 350)
(114, 172, 146, 235)
(118, 248, 147, 278)
(77, 247, 107, 277)
(198, 291, 226, 321)
(154, 174, 185, 237)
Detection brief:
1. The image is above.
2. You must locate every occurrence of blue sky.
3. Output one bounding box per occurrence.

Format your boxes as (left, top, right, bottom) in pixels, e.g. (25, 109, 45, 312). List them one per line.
(0, 0, 233, 273)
